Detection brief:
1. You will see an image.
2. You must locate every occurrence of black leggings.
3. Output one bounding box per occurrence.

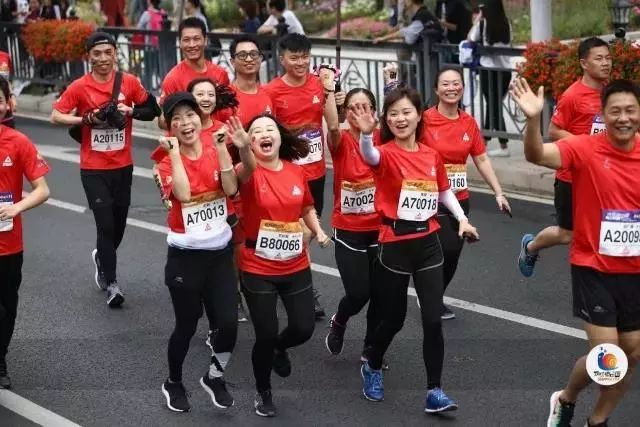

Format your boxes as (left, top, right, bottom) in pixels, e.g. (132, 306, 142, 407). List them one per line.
(333, 229, 380, 347)
(480, 69, 512, 145)
(369, 233, 445, 389)
(165, 245, 238, 382)
(437, 199, 470, 292)
(241, 268, 315, 393)
(92, 205, 128, 284)
(0, 252, 22, 361)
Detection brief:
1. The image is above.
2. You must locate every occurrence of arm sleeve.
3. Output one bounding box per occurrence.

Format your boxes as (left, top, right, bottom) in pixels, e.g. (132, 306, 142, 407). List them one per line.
(359, 132, 380, 166)
(400, 20, 424, 44)
(129, 75, 150, 105)
(20, 137, 50, 181)
(439, 189, 467, 221)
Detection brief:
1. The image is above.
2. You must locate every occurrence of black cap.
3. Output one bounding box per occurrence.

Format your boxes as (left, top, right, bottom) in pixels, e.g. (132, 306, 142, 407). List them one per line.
(85, 32, 117, 52)
(162, 92, 199, 122)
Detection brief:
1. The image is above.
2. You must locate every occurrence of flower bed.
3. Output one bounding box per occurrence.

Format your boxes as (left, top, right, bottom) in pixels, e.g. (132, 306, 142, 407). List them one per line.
(21, 20, 95, 63)
(325, 16, 392, 40)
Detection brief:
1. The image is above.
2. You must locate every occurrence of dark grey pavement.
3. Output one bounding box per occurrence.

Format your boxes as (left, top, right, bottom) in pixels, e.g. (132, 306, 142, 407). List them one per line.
(2, 118, 638, 426)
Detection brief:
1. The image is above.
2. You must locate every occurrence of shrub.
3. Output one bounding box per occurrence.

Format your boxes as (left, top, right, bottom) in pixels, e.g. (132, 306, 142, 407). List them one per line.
(22, 20, 95, 62)
(325, 16, 392, 40)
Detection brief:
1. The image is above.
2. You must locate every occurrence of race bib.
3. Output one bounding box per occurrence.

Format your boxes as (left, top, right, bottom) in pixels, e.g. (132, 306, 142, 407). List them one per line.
(590, 114, 606, 135)
(0, 192, 13, 232)
(599, 210, 640, 257)
(340, 179, 375, 215)
(293, 129, 323, 166)
(397, 180, 438, 221)
(255, 220, 304, 261)
(181, 191, 228, 235)
(445, 164, 467, 193)
(91, 128, 125, 152)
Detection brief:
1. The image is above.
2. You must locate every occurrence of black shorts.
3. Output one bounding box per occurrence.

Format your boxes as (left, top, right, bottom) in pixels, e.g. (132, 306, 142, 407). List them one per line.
(554, 178, 573, 231)
(307, 175, 326, 218)
(241, 268, 312, 296)
(571, 265, 640, 332)
(80, 165, 133, 209)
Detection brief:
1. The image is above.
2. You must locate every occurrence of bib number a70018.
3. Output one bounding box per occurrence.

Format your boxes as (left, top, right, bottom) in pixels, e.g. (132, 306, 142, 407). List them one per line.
(397, 179, 438, 221)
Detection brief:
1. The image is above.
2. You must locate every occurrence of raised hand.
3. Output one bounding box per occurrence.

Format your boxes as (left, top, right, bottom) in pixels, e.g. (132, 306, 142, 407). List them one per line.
(225, 116, 251, 149)
(348, 103, 377, 134)
(383, 62, 399, 85)
(159, 136, 179, 153)
(509, 77, 545, 119)
(318, 66, 336, 91)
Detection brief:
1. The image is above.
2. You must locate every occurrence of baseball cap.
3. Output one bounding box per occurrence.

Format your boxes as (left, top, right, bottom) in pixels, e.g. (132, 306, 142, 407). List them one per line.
(85, 32, 117, 52)
(162, 92, 200, 122)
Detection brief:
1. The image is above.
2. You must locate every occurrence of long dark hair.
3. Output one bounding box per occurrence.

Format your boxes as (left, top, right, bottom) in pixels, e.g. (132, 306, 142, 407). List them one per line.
(380, 88, 423, 144)
(483, 0, 510, 45)
(246, 113, 309, 161)
(186, 78, 239, 112)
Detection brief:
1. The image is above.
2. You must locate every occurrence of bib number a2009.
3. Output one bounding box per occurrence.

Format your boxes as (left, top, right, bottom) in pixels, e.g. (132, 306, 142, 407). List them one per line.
(91, 128, 125, 152)
(599, 209, 640, 257)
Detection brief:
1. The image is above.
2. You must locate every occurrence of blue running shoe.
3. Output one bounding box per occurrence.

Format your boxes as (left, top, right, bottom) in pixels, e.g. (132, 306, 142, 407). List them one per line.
(518, 233, 539, 277)
(361, 362, 384, 402)
(425, 388, 458, 413)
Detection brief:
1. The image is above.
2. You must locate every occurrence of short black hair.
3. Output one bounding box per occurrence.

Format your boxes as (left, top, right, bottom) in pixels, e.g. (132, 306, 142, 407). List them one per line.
(268, 0, 286, 12)
(178, 17, 207, 38)
(149, 0, 161, 8)
(601, 79, 640, 109)
(380, 88, 424, 143)
(578, 37, 609, 60)
(229, 35, 260, 57)
(278, 33, 311, 55)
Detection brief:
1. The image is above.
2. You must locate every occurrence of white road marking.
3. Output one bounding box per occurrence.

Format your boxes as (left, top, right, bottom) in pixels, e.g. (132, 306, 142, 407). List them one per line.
(0, 390, 82, 427)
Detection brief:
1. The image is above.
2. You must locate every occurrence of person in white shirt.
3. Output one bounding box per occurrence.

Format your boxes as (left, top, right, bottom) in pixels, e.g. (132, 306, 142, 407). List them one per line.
(257, 0, 304, 35)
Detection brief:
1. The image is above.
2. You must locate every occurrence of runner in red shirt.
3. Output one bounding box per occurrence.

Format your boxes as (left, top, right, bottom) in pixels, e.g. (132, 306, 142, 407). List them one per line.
(159, 17, 230, 127)
(0, 76, 50, 389)
(423, 67, 510, 320)
(263, 33, 340, 319)
(518, 37, 611, 278)
(225, 113, 330, 417)
(324, 88, 384, 364)
(50, 32, 160, 308)
(353, 88, 478, 412)
(511, 77, 640, 427)
(155, 92, 250, 413)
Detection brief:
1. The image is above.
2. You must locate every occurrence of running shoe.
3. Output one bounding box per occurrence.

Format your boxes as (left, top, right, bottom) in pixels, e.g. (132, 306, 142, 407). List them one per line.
(106, 282, 124, 308)
(518, 233, 539, 277)
(0, 359, 11, 389)
(314, 287, 326, 320)
(424, 387, 458, 413)
(547, 390, 575, 427)
(441, 305, 456, 320)
(273, 349, 291, 377)
(325, 315, 346, 355)
(91, 249, 107, 291)
(238, 300, 249, 323)
(206, 330, 213, 351)
(161, 380, 191, 412)
(254, 390, 277, 417)
(585, 419, 608, 427)
(200, 374, 234, 408)
(361, 346, 390, 370)
(361, 362, 384, 402)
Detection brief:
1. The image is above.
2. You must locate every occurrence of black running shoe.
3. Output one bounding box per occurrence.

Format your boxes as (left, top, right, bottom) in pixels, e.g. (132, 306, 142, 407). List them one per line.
(254, 390, 277, 417)
(106, 282, 124, 308)
(0, 359, 11, 389)
(238, 301, 249, 323)
(273, 349, 291, 377)
(441, 305, 455, 320)
(92, 249, 108, 291)
(313, 287, 325, 320)
(200, 375, 234, 408)
(325, 315, 346, 355)
(161, 380, 190, 412)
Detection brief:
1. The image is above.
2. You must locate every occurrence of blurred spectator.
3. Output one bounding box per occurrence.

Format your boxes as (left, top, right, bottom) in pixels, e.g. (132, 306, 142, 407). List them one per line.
(388, 0, 398, 27)
(238, 0, 261, 33)
(25, 0, 40, 21)
(137, 0, 164, 89)
(256, 0, 269, 23)
(137, 0, 165, 40)
(436, 0, 472, 45)
(100, 0, 126, 26)
(128, 0, 147, 25)
(257, 0, 304, 35)
(184, 0, 209, 31)
(13, 0, 29, 23)
(51, 0, 69, 19)
(467, 0, 512, 157)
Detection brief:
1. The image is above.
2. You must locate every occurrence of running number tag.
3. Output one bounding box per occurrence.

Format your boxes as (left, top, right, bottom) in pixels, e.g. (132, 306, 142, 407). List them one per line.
(590, 114, 607, 135)
(255, 220, 304, 261)
(340, 179, 375, 215)
(294, 129, 323, 166)
(181, 191, 228, 235)
(599, 210, 640, 257)
(445, 164, 467, 193)
(0, 192, 13, 232)
(397, 180, 438, 221)
(91, 128, 125, 152)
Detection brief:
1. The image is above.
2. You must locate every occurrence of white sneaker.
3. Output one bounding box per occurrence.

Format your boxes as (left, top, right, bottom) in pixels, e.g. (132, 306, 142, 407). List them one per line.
(487, 148, 510, 157)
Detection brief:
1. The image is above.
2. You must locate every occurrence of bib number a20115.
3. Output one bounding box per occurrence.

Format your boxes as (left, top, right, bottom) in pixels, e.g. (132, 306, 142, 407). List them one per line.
(91, 128, 125, 152)
(397, 180, 438, 221)
(341, 180, 375, 215)
(0, 192, 13, 232)
(599, 209, 640, 257)
(445, 164, 467, 193)
(181, 192, 227, 235)
(294, 128, 323, 166)
(255, 220, 304, 261)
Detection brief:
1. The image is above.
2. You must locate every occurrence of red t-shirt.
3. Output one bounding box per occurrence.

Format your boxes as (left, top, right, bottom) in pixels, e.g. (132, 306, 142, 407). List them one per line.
(0, 126, 50, 255)
(422, 107, 485, 201)
(232, 84, 273, 127)
(53, 72, 149, 170)
(156, 144, 234, 233)
(239, 161, 314, 275)
(373, 142, 450, 243)
(0, 51, 12, 79)
(551, 80, 604, 183)
(557, 133, 640, 274)
(330, 129, 381, 232)
(263, 75, 326, 181)
(159, 60, 230, 105)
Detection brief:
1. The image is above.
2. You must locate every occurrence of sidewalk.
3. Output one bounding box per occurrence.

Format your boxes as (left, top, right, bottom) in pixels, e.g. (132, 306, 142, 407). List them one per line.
(16, 94, 556, 199)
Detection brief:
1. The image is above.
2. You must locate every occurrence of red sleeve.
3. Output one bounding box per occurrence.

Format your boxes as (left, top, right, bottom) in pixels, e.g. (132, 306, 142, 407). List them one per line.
(159, 75, 177, 106)
(20, 136, 50, 181)
(127, 75, 149, 105)
(150, 146, 167, 162)
(555, 135, 586, 172)
(550, 93, 573, 130)
(53, 82, 79, 114)
(435, 153, 450, 191)
(303, 178, 314, 208)
(156, 158, 174, 198)
(215, 66, 230, 85)
(469, 121, 486, 156)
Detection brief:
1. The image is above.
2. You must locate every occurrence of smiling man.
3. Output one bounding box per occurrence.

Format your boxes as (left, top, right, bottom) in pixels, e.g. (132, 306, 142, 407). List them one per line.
(511, 77, 640, 427)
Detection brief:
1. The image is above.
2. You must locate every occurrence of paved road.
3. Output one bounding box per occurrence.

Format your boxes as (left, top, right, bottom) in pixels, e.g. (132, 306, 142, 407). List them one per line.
(2, 118, 638, 427)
